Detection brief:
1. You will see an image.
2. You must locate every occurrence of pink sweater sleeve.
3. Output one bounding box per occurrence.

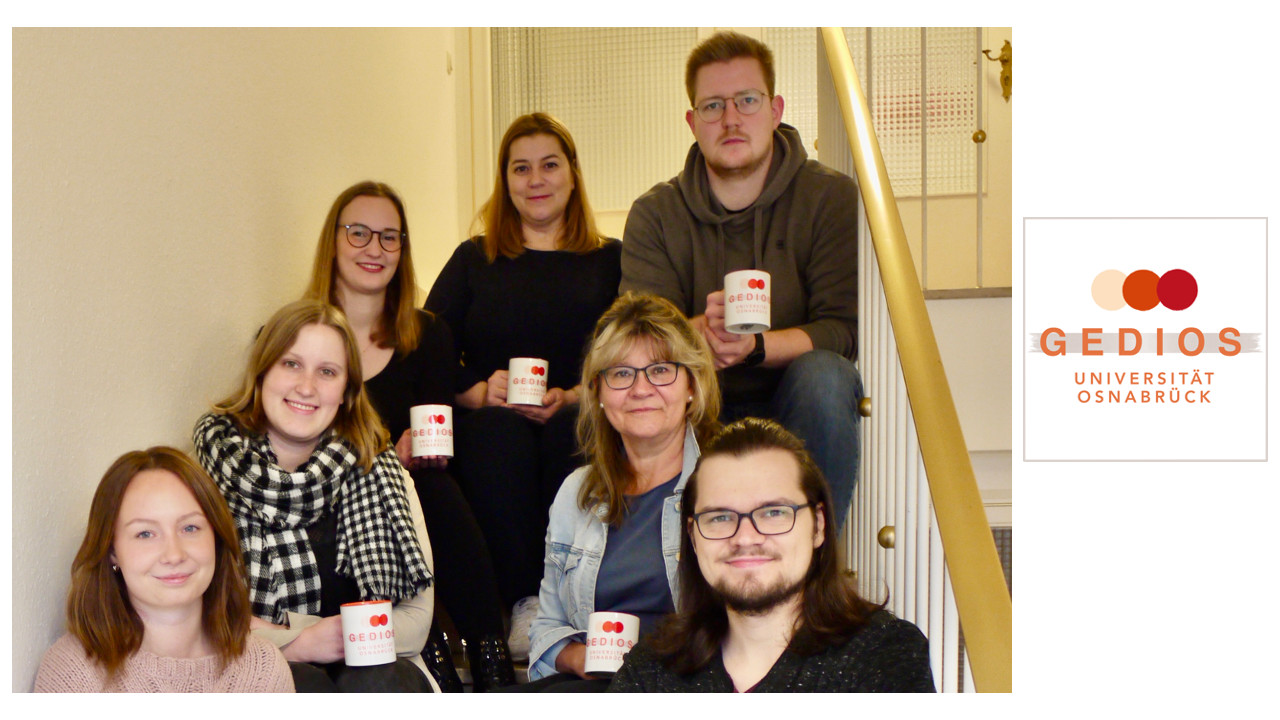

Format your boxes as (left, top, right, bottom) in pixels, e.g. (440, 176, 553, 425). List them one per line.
(33, 635, 106, 693)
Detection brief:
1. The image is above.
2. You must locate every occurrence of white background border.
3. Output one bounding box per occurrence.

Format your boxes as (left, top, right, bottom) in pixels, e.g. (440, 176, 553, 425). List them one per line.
(5, 2, 1279, 713)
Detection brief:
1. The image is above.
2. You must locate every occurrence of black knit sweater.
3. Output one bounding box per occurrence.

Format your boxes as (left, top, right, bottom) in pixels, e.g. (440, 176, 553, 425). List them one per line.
(608, 610, 935, 692)
(424, 238, 621, 395)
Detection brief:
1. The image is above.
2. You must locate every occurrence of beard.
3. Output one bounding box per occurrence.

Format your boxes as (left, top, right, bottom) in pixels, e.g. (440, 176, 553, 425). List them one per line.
(709, 572, 806, 617)
(705, 135, 772, 181)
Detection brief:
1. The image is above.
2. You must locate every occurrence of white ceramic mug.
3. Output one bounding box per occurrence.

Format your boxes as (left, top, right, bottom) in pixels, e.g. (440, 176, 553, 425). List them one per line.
(409, 404, 453, 458)
(724, 270, 772, 334)
(340, 600, 396, 666)
(507, 358, 550, 406)
(583, 611, 640, 675)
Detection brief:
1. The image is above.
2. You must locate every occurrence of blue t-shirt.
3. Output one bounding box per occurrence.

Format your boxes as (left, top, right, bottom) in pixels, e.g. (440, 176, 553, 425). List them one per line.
(593, 475, 679, 637)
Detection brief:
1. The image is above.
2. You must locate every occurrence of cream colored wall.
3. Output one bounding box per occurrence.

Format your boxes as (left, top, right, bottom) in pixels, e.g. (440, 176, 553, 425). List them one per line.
(924, 297, 1011, 452)
(12, 28, 463, 691)
(459, 27, 494, 241)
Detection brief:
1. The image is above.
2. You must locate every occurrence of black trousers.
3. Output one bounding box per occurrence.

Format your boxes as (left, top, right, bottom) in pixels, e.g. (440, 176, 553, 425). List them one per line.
(411, 467, 505, 639)
(496, 673, 611, 693)
(452, 405, 580, 607)
(289, 659, 433, 692)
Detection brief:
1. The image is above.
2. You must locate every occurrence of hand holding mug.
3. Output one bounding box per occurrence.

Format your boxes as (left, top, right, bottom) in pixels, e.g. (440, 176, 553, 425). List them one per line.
(395, 429, 448, 470)
(509, 386, 570, 425)
(283, 615, 345, 664)
(554, 640, 593, 680)
(703, 291, 755, 369)
(703, 290, 743, 341)
(484, 370, 510, 407)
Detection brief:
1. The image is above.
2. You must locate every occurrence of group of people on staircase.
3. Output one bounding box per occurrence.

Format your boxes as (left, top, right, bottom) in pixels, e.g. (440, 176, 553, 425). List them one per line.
(36, 32, 932, 694)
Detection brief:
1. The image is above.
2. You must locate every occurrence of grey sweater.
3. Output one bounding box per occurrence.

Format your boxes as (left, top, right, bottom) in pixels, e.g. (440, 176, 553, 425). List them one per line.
(608, 610, 934, 693)
(621, 124, 859, 403)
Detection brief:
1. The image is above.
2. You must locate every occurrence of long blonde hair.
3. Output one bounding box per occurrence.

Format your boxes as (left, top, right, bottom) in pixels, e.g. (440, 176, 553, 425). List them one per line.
(304, 181, 422, 356)
(575, 293, 721, 525)
(475, 113, 605, 262)
(214, 300, 389, 471)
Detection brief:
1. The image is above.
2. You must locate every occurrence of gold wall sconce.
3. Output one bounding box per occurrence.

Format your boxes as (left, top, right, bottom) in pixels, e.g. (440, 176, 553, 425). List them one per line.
(983, 40, 1012, 102)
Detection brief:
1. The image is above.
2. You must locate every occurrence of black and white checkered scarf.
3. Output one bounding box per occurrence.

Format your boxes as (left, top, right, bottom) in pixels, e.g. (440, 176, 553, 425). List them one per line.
(194, 412, 432, 624)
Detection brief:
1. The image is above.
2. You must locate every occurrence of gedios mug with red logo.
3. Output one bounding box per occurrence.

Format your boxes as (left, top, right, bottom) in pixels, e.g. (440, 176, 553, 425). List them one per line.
(724, 270, 771, 334)
(507, 358, 550, 406)
(340, 600, 396, 666)
(583, 611, 639, 675)
(409, 404, 453, 458)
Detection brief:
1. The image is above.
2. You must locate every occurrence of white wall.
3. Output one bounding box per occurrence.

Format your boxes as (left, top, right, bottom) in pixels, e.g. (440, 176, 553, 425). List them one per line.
(925, 297, 1012, 453)
(925, 296, 1012, 525)
(12, 28, 463, 691)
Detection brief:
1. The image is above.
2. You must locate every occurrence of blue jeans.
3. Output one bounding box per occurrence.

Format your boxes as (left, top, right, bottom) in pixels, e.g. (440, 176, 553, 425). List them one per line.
(721, 350, 863, 530)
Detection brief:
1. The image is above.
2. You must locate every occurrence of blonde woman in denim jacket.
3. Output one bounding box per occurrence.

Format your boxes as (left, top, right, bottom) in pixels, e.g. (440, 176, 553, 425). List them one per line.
(512, 293, 720, 692)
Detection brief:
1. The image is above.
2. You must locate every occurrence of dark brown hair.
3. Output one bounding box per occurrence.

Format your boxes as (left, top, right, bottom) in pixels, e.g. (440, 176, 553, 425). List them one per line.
(475, 112, 605, 261)
(684, 31, 776, 105)
(647, 418, 883, 673)
(66, 447, 252, 681)
(213, 299, 389, 471)
(304, 180, 422, 356)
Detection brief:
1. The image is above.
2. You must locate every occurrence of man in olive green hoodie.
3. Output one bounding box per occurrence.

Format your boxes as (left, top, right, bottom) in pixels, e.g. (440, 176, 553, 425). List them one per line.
(620, 31, 862, 527)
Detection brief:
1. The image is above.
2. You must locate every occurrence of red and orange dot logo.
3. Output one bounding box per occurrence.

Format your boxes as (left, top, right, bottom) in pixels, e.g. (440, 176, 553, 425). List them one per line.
(1091, 269, 1197, 311)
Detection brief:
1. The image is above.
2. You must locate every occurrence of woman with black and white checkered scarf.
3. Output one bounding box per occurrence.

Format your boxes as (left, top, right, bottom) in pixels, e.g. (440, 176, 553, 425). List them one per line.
(194, 299, 438, 692)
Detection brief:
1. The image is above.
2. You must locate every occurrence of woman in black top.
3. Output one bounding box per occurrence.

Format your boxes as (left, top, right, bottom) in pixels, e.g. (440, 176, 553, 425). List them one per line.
(302, 181, 515, 691)
(426, 114, 620, 658)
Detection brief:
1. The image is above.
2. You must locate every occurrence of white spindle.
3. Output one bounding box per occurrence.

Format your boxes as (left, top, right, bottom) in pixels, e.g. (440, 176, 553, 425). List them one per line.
(928, 507, 944, 689)
(902, 402, 918, 624)
(876, 269, 889, 599)
(872, 254, 885, 599)
(892, 363, 908, 617)
(942, 562, 960, 692)
(914, 453, 930, 630)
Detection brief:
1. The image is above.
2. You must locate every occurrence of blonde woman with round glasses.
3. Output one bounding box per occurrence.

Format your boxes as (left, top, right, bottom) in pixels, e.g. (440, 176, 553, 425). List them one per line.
(504, 292, 718, 692)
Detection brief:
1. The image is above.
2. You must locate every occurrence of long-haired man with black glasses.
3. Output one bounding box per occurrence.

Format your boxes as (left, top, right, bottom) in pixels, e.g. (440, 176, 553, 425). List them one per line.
(609, 419, 934, 692)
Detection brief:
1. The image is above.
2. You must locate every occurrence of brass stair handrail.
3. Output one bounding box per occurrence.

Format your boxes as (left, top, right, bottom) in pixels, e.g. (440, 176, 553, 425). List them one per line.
(821, 27, 1012, 693)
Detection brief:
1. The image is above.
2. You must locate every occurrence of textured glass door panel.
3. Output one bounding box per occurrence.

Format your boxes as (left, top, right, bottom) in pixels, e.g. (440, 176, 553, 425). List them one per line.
(762, 27, 818, 159)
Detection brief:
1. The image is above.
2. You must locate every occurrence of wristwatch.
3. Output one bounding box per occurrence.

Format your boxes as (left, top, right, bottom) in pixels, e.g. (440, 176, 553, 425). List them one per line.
(743, 333, 766, 368)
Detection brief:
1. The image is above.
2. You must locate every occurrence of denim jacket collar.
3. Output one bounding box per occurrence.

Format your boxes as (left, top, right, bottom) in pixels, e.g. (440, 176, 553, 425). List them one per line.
(674, 422, 700, 494)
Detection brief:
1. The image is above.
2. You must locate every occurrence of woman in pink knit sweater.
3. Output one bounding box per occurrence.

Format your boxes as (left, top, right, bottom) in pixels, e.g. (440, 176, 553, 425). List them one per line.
(34, 447, 293, 692)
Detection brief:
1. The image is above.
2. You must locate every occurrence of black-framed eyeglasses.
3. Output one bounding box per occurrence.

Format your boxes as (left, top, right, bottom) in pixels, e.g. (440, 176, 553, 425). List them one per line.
(340, 223, 404, 252)
(598, 362, 683, 391)
(692, 503, 813, 540)
(693, 89, 769, 123)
